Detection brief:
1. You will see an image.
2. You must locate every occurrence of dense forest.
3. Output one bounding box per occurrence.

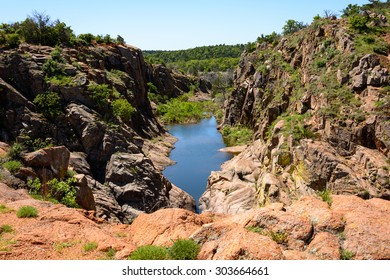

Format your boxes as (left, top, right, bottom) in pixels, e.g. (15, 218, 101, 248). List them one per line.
(144, 44, 246, 75)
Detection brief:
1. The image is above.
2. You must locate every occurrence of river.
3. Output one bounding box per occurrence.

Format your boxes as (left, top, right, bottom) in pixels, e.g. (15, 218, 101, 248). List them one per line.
(162, 116, 233, 209)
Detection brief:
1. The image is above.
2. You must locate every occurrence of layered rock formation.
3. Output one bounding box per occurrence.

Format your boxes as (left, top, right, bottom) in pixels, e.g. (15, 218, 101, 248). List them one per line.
(201, 16, 390, 213)
(0, 43, 195, 222)
(1, 183, 388, 260)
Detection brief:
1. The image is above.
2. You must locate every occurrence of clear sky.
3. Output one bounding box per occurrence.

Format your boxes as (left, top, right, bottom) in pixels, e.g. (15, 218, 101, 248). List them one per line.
(1, 0, 370, 50)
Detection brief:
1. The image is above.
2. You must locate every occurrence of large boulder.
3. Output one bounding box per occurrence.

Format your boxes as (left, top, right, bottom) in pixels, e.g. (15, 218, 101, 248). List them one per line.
(130, 208, 211, 247)
(24, 146, 70, 180)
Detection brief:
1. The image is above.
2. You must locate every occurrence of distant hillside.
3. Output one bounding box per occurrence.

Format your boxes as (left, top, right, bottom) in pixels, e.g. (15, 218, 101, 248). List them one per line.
(144, 44, 246, 75)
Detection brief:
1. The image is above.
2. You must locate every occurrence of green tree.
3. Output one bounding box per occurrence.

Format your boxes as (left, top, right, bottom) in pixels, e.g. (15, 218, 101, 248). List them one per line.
(282, 19, 306, 35)
(349, 15, 369, 32)
(341, 4, 361, 17)
(33, 91, 62, 119)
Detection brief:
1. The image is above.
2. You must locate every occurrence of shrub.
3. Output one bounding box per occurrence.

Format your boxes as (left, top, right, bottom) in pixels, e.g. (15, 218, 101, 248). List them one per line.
(0, 204, 12, 214)
(246, 226, 287, 244)
(348, 15, 369, 33)
(157, 97, 204, 124)
(105, 248, 117, 260)
(16, 206, 38, 218)
(8, 142, 24, 159)
(27, 177, 42, 194)
(48, 177, 78, 208)
(33, 91, 62, 119)
(42, 58, 64, 77)
(340, 249, 355, 260)
(83, 241, 98, 252)
(2, 160, 22, 174)
(112, 99, 135, 121)
(128, 245, 169, 260)
(47, 75, 75, 87)
(0, 224, 13, 234)
(168, 239, 200, 260)
(87, 84, 110, 109)
(221, 125, 254, 146)
(317, 189, 333, 206)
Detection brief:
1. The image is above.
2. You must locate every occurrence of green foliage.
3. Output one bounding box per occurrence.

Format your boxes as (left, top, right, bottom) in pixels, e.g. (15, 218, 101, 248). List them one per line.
(83, 241, 98, 252)
(144, 44, 245, 75)
(8, 143, 24, 160)
(87, 83, 111, 109)
(283, 19, 306, 35)
(128, 245, 169, 260)
(168, 239, 200, 260)
(341, 4, 361, 18)
(33, 91, 62, 119)
(270, 114, 315, 143)
(47, 177, 78, 208)
(0, 224, 13, 234)
(156, 95, 205, 124)
(42, 59, 64, 77)
(112, 99, 135, 121)
(22, 137, 53, 152)
(129, 239, 200, 260)
(42, 47, 66, 77)
(19, 11, 74, 46)
(2, 160, 22, 174)
(27, 178, 42, 194)
(221, 125, 254, 146)
(316, 189, 333, 206)
(246, 226, 287, 244)
(105, 248, 117, 260)
(47, 75, 75, 87)
(16, 206, 38, 218)
(5, 33, 20, 48)
(0, 204, 12, 214)
(340, 249, 355, 260)
(256, 32, 280, 46)
(348, 15, 369, 33)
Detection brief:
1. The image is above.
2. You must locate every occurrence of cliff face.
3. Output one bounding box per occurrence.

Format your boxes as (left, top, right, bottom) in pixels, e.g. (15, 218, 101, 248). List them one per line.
(201, 16, 390, 213)
(0, 43, 195, 222)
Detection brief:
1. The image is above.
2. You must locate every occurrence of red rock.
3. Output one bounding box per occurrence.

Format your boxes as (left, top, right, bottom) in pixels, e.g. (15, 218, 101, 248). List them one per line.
(287, 196, 344, 233)
(306, 232, 340, 260)
(129, 208, 211, 247)
(192, 223, 283, 260)
(332, 195, 390, 260)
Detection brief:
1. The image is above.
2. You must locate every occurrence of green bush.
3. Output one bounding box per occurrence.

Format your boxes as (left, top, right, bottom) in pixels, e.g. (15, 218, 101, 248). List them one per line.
(112, 99, 135, 121)
(157, 97, 204, 124)
(47, 75, 75, 87)
(2, 160, 22, 174)
(0, 224, 13, 234)
(348, 15, 369, 33)
(317, 189, 333, 206)
(83, 241, 98, 252)
(128, 245, 169, 260)
(33, 91, 62, 119)
(340, 249, 355, 260)
(8, 143, 24, 159)
(221, 125, 254, 146)
(168, 239, 200, 260)
(0, 204, 12, 214)
(42, 58, 64, 77)
(16, 206, 38, 218)
(87, 84, 111, 109)
(48, 177, 78, 208)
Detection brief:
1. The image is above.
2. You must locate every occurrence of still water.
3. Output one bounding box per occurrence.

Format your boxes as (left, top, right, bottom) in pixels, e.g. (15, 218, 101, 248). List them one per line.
(163, 116, 233, 208)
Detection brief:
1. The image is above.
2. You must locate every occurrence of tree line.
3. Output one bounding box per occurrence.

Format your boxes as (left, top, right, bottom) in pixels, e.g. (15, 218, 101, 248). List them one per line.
(0, 11, 125, 49)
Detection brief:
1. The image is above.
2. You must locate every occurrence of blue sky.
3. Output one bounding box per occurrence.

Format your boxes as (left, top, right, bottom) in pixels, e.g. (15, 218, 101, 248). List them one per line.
(1, 0, 370, 50)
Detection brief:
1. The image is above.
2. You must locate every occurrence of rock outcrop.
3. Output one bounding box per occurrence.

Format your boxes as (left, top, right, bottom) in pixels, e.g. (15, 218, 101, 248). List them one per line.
(2, 183, 388, 260)
(0, 43, 195, 221)
(201, 15, 390, 213)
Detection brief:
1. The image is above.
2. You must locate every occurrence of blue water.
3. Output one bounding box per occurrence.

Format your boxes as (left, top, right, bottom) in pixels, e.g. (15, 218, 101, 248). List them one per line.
(163, 116, 233, 207)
